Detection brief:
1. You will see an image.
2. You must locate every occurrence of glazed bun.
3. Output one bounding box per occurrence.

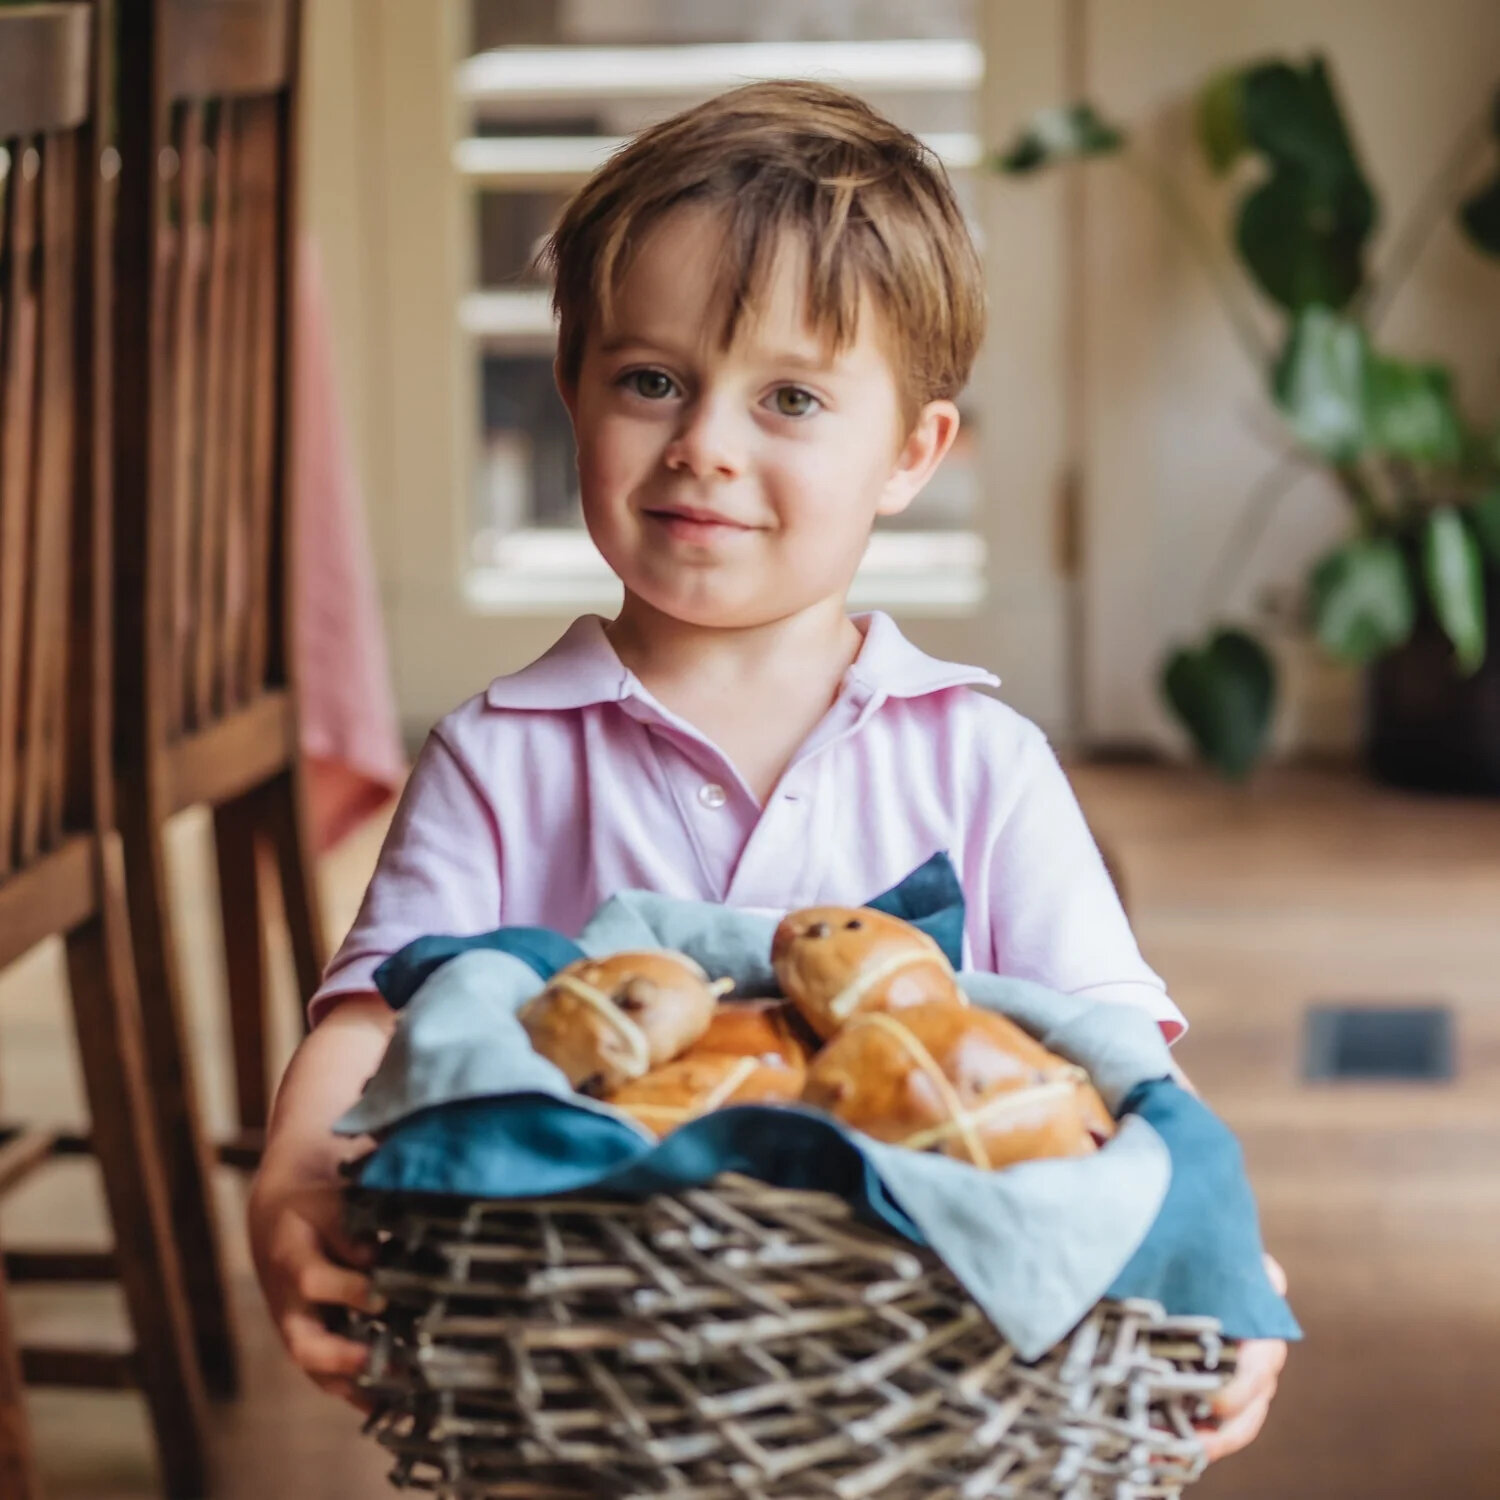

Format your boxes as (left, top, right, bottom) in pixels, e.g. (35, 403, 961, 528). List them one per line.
(520, 951, 728, 1094)
(608, 1051, 803, 1138)
(802, 1002, 1114, 1171)
(772, 906, 963, 1039)
(691, 998, 812, 1074)
(607, 999, 809, 1138)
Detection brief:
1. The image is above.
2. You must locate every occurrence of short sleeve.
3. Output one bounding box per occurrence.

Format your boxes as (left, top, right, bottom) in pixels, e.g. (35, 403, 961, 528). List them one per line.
(985, 728, 1186, 1042)
(308, 727, 503, 1025)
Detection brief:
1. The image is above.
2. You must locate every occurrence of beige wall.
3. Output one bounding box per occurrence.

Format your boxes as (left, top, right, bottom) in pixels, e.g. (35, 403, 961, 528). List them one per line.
(1073, 0, 1500, 751)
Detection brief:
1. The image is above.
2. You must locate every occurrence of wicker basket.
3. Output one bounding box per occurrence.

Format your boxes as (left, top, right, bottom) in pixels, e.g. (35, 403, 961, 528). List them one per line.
(346, 1174, 1234, 1500)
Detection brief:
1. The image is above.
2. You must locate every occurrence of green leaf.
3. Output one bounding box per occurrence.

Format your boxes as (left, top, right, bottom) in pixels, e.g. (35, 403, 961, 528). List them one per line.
(1423, 509, 1487, 673)
(993, 103, 1125, 174)
(1273, 307, 1369, 461)
(1472, 486, 1500, 566)
(1161, 628, 1276, 781)
(1364, 357, 1465, 464)
(1231, 57, 1377, 311)
(1238, 172, 1374, 311)
(1274, 310, 1467, 466)
(1197, 70, 1249, 175)
(1241, 58, 1368, 186)
(1309, 537, 1416, 662)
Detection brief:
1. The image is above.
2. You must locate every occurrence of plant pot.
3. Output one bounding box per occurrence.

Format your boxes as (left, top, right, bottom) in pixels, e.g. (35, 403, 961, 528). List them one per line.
(1365, 574, 1500, 795)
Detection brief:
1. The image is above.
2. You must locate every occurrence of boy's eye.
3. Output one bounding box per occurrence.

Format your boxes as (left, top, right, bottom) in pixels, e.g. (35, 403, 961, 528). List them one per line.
(623, 368, 677, 400)
(769, 386, 820, 418)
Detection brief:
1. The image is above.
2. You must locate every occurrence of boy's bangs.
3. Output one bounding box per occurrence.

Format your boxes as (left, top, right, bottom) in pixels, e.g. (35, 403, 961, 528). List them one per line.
(598, 194, 870, 369)
(547, 81, 984, 409)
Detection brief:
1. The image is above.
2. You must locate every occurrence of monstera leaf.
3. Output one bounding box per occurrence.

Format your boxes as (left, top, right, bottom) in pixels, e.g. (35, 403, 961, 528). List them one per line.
(1197, 69, 1250, 175)
(1423, 508, 1488, 672)
(1196, 57, 1377, 311)
(1364, 357, 1466, 464)
(993, 103, 1125, 174)
(1459, 86, 1500, 257)
(1161, 629, 1276, 781)
(1273, 308, 1467, 464)
(1309, 537, 1416, 662)
(1272, 307, 1368, 461)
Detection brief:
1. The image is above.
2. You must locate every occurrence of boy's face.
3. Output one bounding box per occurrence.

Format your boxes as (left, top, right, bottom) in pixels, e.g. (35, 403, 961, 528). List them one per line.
(557, 205, 957, 632)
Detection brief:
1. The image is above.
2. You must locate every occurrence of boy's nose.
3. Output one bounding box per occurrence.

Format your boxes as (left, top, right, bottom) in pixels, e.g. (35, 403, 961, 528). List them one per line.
(663, 398, 746, 480)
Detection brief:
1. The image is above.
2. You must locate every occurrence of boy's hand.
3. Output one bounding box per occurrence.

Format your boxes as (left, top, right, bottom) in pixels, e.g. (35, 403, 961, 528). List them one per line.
(247, 1171, 384, 1408)
(1198, 1253, 1289, 1462)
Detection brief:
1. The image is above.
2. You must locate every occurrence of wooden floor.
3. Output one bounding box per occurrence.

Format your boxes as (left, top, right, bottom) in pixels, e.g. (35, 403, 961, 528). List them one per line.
(2, 765, 1498, 1498)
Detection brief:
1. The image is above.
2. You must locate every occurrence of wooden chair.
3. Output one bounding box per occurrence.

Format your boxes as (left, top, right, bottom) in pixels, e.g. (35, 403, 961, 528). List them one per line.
(110, 0, 326, 1400)
(0, 4, 209, 1494)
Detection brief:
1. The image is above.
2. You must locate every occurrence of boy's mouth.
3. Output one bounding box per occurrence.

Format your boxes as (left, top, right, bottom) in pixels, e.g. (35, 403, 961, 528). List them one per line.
(642, 504, 760, 539)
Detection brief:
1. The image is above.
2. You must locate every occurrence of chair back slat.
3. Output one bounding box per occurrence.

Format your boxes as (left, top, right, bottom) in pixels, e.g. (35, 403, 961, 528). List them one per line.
(217, 99, 255, 712)
(0, 5, 95, 886)
(193, 102, 236, 726)
(24, 133, 80, 862)
(239, 92, 281, 702)
(1, 134, 86, 879)
(151, 88, 286, 741)
(0, 148, 42, 879)
(164, 99, 206, 739)
(132, 4, 293, 754)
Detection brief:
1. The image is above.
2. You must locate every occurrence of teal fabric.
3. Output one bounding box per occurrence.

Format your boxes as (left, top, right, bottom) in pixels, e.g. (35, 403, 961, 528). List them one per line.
(373, 926, 583, 1010)
(339, 950, 597, 1140)
(863, 848, 967, 966)
(1105, 1080, 1297, 1338)
(577, 893, 782, 994)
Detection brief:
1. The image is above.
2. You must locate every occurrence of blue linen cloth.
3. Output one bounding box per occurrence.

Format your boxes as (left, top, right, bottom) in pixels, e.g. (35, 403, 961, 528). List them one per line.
(339, 855, 1300, 1359)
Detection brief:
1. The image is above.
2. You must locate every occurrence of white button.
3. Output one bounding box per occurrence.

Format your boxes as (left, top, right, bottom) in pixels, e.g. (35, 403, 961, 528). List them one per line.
(697, 782, 727, 809)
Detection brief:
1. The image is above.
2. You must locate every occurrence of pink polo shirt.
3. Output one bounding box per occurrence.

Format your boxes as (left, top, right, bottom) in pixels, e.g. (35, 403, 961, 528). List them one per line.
(311, 612, 1184, 1039)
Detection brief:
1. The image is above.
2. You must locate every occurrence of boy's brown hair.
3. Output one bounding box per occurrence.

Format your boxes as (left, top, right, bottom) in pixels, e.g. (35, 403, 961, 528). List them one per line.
(543, 80, 985, 421)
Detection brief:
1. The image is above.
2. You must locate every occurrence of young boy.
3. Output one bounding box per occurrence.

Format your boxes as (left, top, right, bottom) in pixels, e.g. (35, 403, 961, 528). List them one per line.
(249, 80, 1284, 1457)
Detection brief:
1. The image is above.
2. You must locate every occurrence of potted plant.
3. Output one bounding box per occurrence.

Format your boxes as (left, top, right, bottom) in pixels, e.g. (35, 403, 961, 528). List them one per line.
(996, 60, 1500, 790)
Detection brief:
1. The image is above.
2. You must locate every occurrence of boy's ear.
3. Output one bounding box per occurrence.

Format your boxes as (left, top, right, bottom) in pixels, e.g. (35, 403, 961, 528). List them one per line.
(875, 399, 962, 518)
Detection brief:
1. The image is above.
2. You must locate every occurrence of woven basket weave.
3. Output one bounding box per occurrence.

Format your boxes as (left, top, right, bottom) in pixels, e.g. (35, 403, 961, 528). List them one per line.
(346, 1174, 1233, 1500)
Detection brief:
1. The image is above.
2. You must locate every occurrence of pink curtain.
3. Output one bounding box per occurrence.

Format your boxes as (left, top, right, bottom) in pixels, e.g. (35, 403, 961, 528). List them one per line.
(294, 238, 406, 851)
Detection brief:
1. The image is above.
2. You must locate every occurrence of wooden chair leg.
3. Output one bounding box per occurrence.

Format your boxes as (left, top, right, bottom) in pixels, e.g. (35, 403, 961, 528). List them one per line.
(213, 791, 271, 1135)
(0, 1253, 42, 1500)
(64, 834, 209, 1500)
(260, 765, 326, 1032)
(115, 796, 240, 1400)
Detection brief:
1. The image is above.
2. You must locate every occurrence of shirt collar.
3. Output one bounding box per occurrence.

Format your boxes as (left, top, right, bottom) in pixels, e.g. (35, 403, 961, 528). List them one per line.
(483, 611, 998, 712)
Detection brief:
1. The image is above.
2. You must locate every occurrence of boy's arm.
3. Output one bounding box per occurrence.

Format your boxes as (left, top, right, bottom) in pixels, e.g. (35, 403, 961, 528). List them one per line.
(247, 992, 395, 1406)
(248, 722, 505, 1402)
(979, 725, 1187, 1040)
